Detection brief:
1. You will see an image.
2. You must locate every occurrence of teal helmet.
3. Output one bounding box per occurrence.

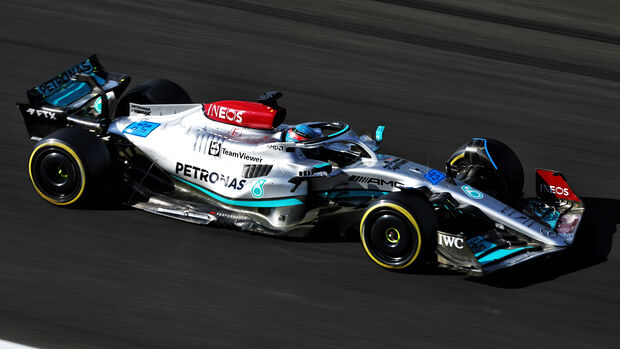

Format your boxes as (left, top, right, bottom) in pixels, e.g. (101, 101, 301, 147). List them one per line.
(286, 124, 320, 142)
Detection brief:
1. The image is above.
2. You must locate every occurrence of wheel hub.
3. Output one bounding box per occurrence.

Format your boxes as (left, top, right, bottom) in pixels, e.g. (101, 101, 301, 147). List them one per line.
(385, 227, 400, 244)
(364, 210, 417, 265)
(57, 165, 68, 179)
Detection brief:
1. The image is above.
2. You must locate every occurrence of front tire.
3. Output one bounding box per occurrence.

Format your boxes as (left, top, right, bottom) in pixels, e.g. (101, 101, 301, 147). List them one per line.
(360, 193, 437, 270)
(448, 138, 524, 205)
(29, 128, 111, 206)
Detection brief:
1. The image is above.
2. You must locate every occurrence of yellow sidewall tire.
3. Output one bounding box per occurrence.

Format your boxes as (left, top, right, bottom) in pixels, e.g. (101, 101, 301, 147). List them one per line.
(29, 140, 86, 206)
(360, 202, 423, 270)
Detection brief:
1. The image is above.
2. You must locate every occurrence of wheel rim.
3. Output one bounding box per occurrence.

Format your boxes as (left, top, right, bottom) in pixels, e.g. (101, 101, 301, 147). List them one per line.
(364, 208, 418, 266)
(31, 147, 83, 203)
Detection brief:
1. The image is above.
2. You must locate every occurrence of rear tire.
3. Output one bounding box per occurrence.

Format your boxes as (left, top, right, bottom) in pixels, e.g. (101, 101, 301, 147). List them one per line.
(29, 128, 111, 206)
(115, 79, 192, 117)
(360, 192, 437, 270)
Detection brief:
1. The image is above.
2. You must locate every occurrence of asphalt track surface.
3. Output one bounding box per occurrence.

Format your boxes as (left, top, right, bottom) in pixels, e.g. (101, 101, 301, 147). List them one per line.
(1, 1, 619, 348)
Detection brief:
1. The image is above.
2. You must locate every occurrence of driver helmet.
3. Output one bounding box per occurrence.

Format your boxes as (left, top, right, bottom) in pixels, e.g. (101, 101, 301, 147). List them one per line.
(285, 124, 321, 143)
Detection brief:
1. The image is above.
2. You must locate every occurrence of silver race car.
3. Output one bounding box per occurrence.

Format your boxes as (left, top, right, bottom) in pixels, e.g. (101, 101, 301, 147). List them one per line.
(18, 56, 584, 276)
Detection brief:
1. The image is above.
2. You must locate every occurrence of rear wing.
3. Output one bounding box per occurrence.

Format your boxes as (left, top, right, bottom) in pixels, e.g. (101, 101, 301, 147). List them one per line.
(16, 55, 130, 139)
(26, 55, 107, 106)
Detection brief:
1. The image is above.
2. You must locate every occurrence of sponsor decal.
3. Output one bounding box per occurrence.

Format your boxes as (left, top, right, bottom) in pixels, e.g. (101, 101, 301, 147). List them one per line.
(208, 141, 221, 156)
(539, 227, 558, 238)
(26, 108, 57, 120)
(539, 184, 569, 197)
(122, 121, 160, 137)
(267, 144, 285, 151)
(229, 127, 242, 137)
(438, 232, 464, 249)
(251, 178, 266, 198)
(501, 205, 515, 216)
(514, 215, 532, 225)
(467, 236, 495, 255)
(461, 185, 484, 200)
(221, 148, 263, 163)
(535, 169, 580, 202)
(383, 158, 407, 171)
(502, 207, 536, 227)
(131, 104, 151, 116)
(175, 162, 246, 190)
(205, 103, 244, 123)
(208, 211, 246, 221)
(349, 175, 404, 188)
(36, 58, 94, 96)
(424, 169, 446, 185)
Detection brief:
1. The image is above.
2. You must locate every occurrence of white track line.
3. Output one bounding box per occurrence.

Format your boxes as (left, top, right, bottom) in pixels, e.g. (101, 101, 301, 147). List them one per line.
(0, 339, 39, 349)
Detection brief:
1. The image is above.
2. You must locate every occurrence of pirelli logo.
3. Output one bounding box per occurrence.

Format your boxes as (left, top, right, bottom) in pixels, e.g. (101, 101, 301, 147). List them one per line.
(349, 175, 404, 188)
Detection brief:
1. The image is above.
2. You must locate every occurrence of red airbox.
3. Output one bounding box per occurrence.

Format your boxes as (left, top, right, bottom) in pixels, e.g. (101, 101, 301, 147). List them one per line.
(203, 100, 285, 129)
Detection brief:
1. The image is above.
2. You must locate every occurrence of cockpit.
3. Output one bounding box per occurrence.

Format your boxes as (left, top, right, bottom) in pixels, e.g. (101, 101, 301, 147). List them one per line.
(281, 121, 379, 168)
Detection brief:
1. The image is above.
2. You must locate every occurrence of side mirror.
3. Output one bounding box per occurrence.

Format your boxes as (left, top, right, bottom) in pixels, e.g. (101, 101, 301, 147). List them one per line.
(375, 125, 385, 143)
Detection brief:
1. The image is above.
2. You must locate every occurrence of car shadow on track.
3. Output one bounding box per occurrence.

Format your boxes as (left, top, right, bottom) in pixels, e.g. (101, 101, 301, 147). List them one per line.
(73, 194, 620, 288)
(471, 197, 620, 288)
(69, 195, 133, 211)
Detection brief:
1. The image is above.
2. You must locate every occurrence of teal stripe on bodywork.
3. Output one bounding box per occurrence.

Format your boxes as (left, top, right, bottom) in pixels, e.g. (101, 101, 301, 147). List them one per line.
(474, 242, 497, 258)
(327, 124, 350, 138)
(47, 82, 90, 105)
(45, 74, 106, 106)
(173, 176, 303, 208)
(478, 247, 533, 265)
(313, 162, 331, 169)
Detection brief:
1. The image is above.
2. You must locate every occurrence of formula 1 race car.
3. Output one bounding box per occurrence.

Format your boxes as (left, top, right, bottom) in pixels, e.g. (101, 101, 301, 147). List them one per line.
(18, 56, 585, 276)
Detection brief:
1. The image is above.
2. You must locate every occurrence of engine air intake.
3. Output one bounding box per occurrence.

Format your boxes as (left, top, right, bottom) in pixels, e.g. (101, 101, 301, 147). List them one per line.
(242, 164, 273, 178)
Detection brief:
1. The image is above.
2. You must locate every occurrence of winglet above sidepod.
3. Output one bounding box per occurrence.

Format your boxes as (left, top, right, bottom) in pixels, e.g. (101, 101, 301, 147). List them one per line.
(375, 125, 385, 143)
